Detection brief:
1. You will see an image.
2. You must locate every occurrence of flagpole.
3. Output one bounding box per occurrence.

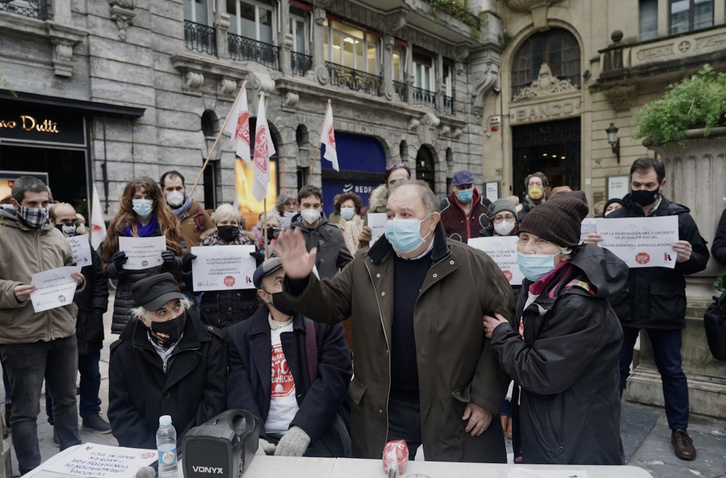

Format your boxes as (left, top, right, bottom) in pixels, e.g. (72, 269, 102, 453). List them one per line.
(308, 99, 332, 185)
(189, 80, 248, 197)
(263, 198, 268, 259)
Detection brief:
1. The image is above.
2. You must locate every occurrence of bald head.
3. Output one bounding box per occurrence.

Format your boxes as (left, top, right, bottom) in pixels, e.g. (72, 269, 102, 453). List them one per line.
(49, 203, 77, 224)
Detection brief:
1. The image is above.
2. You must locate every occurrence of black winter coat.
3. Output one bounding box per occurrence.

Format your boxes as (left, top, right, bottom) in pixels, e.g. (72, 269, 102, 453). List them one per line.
(290, 215, 352, 279)
(227, 304, 352, 456)
(712, 209, 726, 266)
(75, 243, 109, 355)
(108, 310, 228, 449)
(607, 195, 709, 329)
(491, 245, 628, 465)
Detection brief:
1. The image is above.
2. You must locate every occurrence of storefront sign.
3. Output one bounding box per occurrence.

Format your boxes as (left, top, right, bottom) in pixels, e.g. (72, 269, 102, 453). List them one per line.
(0, 104, 85, 146)
(510, 100, 581, 123)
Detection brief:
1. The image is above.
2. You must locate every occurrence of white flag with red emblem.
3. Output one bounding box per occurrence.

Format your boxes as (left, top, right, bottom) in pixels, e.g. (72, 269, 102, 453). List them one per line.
(223, 87, 251, 165)
(90, 183, 107, 250)
(320, 101, 339, 171)
(252, 93, 275, 202)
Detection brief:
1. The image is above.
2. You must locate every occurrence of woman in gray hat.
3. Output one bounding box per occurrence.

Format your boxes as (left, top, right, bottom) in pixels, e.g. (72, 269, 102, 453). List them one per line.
(483, 191, 628, 465)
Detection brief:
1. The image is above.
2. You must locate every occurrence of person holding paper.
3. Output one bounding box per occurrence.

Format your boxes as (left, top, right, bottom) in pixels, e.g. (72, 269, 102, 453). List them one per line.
(358, 163, 411, 248)
(583, 157, 709, 461)
(191, 204, 260, 328)
(484, 191, 628, 465)
(0, 176, 85, 474)
(440, 169, 492, 243)
(48, 203, 111, 434)
(108, 273, 227, 449)
(275, 179, 514, 462)
(102, 177, 185, 335)
(226, 257, 352, 457)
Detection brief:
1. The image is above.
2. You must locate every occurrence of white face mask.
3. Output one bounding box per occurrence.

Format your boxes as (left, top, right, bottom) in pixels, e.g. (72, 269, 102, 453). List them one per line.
(166, 191, 184, 208)
(301, 209, 320, 225)
(493, 220, 515, 236)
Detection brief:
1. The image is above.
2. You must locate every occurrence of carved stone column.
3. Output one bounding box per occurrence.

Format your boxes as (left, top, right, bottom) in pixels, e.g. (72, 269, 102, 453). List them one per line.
(312, 6, 328, 85)
(382, 36, 395, 101)
(215, 0, 230, 59)
(279, 0, 292, 75)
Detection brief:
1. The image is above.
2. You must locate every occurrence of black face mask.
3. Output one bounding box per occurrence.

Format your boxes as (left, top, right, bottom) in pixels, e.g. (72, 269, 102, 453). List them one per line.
(631, 187, 659, 207)
(271, 292, 296, 317)
(149, 312, 187, 348)
(55, 223, 77, 238)
(265, 227, 280, 241)
(217, 225, 239, 243)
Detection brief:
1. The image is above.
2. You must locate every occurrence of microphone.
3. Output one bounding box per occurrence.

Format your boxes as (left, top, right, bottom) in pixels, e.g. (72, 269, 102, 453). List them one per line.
(135, 466, 156, 478)
(382, 440, 408, 478)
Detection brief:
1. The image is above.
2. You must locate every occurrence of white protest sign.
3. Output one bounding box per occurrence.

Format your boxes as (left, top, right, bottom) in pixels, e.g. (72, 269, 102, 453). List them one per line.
(367, 213, 387, 246)
(67, 235, 92, 267)
(579, 218, 597, 245)
(190, 245, 256, 291)
(118, 236, 166, 270)
(40, 443, 157, 477)
(469, 236, 523, 286)
(30, 265, 82, 313)
(594, 216, 679, 268)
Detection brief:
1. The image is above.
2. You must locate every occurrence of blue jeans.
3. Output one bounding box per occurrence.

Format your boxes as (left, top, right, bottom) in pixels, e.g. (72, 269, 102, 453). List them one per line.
(619, 327, 689, 430)
(47, 351, 102, 423)
(0, 336, 81, 474)
(386, 397, 422, 460)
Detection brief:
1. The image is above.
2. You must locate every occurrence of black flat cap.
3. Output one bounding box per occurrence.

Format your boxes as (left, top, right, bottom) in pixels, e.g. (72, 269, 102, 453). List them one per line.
(131, 272, 185, 310)
(253, 257, 283, 289)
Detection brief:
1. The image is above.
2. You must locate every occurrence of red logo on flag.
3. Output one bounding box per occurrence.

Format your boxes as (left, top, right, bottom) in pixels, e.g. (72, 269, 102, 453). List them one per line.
(635, 252, 650, 264)
(327, 126, 336, 149)
(223, 276, 235, 287)
(235, 111, 249, 142)
(254, 127, 269, 173)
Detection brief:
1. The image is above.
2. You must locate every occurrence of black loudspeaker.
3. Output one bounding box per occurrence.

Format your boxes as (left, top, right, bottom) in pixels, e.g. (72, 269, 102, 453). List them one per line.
(182, 410, 259, 478)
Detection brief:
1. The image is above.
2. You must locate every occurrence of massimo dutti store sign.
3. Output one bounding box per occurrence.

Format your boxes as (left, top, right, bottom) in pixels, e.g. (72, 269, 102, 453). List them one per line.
(0, 104, 86, 147)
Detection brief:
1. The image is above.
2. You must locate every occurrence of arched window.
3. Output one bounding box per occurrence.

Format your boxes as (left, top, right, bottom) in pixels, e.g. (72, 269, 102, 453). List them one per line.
(511, 29, 580, 98)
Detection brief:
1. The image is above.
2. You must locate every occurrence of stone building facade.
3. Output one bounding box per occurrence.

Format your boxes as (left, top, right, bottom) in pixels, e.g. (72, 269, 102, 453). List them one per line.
(0, 0, 503, 223)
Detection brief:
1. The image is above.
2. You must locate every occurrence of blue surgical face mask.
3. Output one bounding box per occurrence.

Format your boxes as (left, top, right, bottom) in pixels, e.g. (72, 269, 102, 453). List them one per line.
(517, 252, 559, 282)
(132, 199, 154, 219)
(385, 214, 432, 254)
(340, 207, 355, 221)
(456, 189, 474, 203)
(284, 210, 297, 218)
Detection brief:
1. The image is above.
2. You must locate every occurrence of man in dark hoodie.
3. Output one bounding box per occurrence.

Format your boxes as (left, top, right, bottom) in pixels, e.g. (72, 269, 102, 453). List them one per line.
(584, 157, 709, 461)
(485, 190, 628, 465)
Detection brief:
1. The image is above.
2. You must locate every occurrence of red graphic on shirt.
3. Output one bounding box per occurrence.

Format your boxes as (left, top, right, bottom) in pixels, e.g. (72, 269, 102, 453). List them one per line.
(270, 343, 295, 397)
(635, 252, 650, 265)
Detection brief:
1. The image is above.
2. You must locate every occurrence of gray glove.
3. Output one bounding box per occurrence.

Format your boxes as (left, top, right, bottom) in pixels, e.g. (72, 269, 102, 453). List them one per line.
(259, 438, 276, 455)
(273, 426, 310, 457)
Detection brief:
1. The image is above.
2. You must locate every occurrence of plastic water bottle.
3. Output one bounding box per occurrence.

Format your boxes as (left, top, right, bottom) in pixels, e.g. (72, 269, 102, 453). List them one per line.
(156, 415, 178, 478)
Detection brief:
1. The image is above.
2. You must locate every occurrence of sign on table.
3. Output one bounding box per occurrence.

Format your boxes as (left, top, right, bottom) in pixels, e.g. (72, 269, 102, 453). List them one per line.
(190, 245, 256, 291)
(367, 213, 386, 246)
(118, 236, 166, 270)
(66, 235, 92, 267)
(41, 443, 157, 478)
(592, 216, 679, 268)
(30, 265, 81, 313)
(469, 236, 523, 286)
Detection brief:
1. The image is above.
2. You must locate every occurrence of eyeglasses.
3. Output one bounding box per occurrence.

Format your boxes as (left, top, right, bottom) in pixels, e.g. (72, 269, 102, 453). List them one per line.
(493, 215, 516, 224)
(385, 163, 405, 171)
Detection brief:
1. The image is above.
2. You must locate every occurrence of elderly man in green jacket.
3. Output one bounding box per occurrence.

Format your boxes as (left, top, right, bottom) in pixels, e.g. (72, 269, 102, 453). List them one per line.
(275, 179, 515, 462)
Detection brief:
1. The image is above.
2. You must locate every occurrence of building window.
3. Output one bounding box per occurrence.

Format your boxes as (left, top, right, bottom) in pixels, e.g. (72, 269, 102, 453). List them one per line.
(669, 0, 713, 34)
(443, 60, 454, 115)
(511, 28, 580, 99)
(184, 0, 216, 54)
(412, 50, 437, 109)
(184, 0, 211, 24)
(323, 18, 380, 74)
(392, 41, 408, 100)
(228, 0, 275, 43)
(290, 4, 312, 76)
(639, 0, 659, 41)
(0, 0, 50, 20)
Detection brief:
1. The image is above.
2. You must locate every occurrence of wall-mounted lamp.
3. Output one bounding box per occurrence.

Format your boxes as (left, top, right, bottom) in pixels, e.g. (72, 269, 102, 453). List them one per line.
(605, 123, 620, 164)
(491, 86, 501, 94)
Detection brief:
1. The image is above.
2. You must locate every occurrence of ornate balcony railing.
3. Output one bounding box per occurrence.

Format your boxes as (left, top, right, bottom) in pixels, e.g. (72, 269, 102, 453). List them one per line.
(325, 62, 382, 97)
(412, 86, 437, 110)
(291, 51, 312, 77)
(443, 94, 454, 115)
(228, 33, 279, 69)
(393, 80, 408, 101)
(0, 0, 51, 20)
(184, 20, 216, 56)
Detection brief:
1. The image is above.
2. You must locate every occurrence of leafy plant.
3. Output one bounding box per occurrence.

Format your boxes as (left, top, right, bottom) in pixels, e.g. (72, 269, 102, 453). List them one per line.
(429, 0, 481, 31)
(0, 71, 16, 96)
(716, 274, 726, 293)
(634, 64, 726, 147)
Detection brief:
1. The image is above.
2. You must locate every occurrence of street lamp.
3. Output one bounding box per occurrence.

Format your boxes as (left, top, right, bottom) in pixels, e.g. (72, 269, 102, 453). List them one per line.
(606, 123, 620, 164)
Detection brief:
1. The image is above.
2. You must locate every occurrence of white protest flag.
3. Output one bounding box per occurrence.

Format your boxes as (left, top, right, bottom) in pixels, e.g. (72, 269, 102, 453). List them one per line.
(320, 101, 339, 171)
(90, 183, 107, 250)
(223, 87, 251, 165)
(252, 93, 275, 202)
